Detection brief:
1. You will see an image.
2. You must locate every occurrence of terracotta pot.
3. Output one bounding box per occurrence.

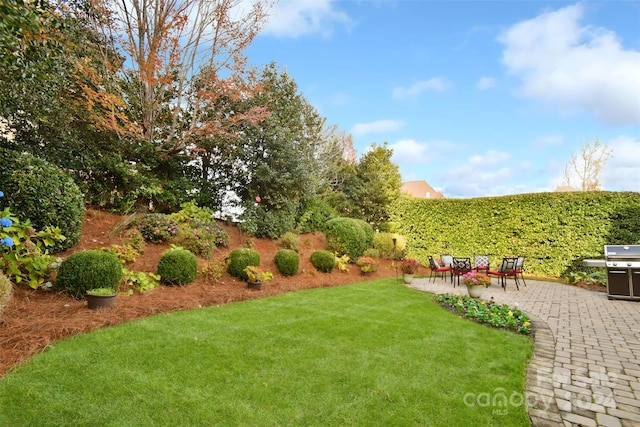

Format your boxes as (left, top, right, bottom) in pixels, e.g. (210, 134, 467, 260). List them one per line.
(403, 273, 414, 284)
(86, 293, 117, 309)
(247, 281, 262, 291)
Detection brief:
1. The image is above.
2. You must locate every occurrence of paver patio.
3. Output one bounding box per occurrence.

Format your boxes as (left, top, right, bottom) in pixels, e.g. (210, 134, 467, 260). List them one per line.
(408, 277, 640, 427)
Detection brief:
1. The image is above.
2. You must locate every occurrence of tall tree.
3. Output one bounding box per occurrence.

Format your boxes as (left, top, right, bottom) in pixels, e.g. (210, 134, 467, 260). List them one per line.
(560, 139, 612, 191)
(349, 143, 402, 231)
(104, 0, 273, 150)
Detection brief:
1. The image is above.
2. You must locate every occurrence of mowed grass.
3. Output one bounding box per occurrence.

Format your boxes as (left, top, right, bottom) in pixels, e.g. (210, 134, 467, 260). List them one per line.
(0, 280, 533, 426)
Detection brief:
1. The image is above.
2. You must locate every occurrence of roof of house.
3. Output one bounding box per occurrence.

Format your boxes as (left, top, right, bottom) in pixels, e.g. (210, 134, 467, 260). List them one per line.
(401, 180, 445, 199)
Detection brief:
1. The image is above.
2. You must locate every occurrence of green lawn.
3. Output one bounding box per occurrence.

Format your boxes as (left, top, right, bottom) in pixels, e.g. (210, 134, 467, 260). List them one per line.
(0, 279, 533, 426)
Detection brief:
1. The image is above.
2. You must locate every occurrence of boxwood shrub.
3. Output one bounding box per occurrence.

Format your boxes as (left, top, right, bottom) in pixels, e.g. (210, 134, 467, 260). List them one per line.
(227, 248, 260, 281)
(324, 217, 374, 260)
(274, 249, 299, 276)
(0, 149, 85, 252)
(54, 250, 122, 298)
(157, 249, 198, 285)
(310, 250, 335, 273)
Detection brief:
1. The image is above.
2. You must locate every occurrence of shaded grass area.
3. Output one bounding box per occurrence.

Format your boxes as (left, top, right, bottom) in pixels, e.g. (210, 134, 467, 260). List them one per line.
(0, 280, 533, 426)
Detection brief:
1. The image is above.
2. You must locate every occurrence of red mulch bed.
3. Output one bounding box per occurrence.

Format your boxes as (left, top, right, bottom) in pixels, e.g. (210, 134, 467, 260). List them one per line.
(0, 209, 398, 377)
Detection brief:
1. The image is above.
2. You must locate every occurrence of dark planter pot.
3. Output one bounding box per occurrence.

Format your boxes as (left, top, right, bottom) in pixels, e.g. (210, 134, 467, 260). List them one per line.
(247, 281, 262, 291)
(86, 293, 117, 309)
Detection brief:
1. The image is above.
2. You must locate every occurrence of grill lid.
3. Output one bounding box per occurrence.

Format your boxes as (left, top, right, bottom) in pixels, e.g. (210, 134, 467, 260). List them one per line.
(604, 245, 640, 259)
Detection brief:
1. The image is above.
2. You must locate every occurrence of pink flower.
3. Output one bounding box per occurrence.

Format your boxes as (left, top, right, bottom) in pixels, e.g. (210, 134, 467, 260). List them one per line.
(255, 196, 261, 203)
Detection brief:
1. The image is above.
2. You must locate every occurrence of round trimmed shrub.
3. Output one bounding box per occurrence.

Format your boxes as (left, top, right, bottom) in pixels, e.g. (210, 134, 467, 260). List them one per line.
(324, 217, 374, 260)
(274, 249, 299, 276)
(310, 250, 335, 273)
(157, 249, 198, 285)
(54, 250, 122, 299)
(227, 248, 260, 281)
(0, 149, 85, 252)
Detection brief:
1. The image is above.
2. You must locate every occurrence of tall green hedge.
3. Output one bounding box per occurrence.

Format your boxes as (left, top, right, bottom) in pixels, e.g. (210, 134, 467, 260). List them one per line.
(390, 191, 640, 277)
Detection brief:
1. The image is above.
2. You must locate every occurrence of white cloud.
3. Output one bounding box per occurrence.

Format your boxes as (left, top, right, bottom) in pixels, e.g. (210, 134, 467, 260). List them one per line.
(351, 119, 404, 136)
(601, 136, 640, 191)
(499, 4, 640, 125)
(476, 77, 496, 90)
(261, 0, 353, 38)
(389, 138, 458, 166)
(392, 77, 453, 100)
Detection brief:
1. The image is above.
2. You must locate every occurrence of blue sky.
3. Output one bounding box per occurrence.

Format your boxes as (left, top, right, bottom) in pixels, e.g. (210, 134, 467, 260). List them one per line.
(244, 0, 640, 198)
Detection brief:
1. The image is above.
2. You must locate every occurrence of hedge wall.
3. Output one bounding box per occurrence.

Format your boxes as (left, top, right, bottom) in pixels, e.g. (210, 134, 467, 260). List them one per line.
(389, 191, 640, 277)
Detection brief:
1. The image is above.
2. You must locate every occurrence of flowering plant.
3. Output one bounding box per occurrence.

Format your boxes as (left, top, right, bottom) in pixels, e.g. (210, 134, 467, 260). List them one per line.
(461, 270, 491, 287)
(355, 256, 379, 273)
(399, 258, 421, 274)
(244, 265, 273, 283)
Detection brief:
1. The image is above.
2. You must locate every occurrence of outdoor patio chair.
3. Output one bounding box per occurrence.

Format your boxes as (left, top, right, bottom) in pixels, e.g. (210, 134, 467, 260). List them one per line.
(428, 256, 450, 282)
(451, 257, 472, 287)
(441, 254, 454, 282)
(473, 254, 490, 274)
(515, 256, 527, 286)
(488, 257, 519, 291)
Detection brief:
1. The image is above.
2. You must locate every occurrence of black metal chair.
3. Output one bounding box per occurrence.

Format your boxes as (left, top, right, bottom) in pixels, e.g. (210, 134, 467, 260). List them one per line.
(488, 257, 519, 290)
(451, 257, 472, 287)
(473, 254, 490, 274)
(428, 256, 451, 282)
(515, 256, 527, 286)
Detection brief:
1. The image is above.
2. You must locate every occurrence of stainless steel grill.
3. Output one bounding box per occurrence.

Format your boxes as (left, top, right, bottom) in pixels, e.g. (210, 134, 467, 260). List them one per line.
(604, 245, 640, 301)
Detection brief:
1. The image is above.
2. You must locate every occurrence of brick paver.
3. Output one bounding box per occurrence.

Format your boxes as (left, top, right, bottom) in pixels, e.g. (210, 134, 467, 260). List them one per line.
(409, 277, 640, 427)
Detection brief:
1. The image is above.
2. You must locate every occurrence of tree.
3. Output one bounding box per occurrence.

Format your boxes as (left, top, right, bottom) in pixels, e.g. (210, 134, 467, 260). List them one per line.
(328, 143, 402, 231)
(560, 139, 612, 191)
(104, 0, 272, 150)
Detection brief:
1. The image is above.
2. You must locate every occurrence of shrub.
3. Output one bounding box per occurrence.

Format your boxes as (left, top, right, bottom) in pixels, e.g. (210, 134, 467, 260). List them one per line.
(133, 213, 178, 243)
(297, 198, 338, 233)
(0, 149, 85, 252)
(174, 220, 228, 258)
(0, 271, 12, 317)
(54, 250, 122, 299)
(274, 249, 299, 276)
(362, 248, 380, 259)
(157, 249, 198, 285)
(123, 228, 145, 253)
(227, 248, 260, 281)
(310, 250, 335, 273)
(373, 233, 407, 260)
(1, 205, 66, 289)
(324, 217, 373, 260)
(277, 232, 301, 252)
(356, 256, 379, 273)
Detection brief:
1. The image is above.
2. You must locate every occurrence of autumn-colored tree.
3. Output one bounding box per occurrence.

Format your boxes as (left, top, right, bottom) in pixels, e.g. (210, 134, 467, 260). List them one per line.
(104, 0, 273, 150)
(560, 139, 612, 191)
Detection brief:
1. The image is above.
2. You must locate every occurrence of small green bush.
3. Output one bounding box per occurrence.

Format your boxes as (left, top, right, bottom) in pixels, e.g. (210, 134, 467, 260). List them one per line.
(362, 248, 380, 259)
(0, 149, 85, 252)
(54, 250, 122, 299)
(277, 232, 301, 252)
(133, 214, 178, 243)
(373, 233, 407, 260)
(310, 250, 335, 273)
(324, 217, 373, 260)
(274, 249, 299, 276)
(123, 228, 145, 253)
(157, 249, 198, 285)
(227, 248, 260, 281)
(0, 271, 12, 317)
